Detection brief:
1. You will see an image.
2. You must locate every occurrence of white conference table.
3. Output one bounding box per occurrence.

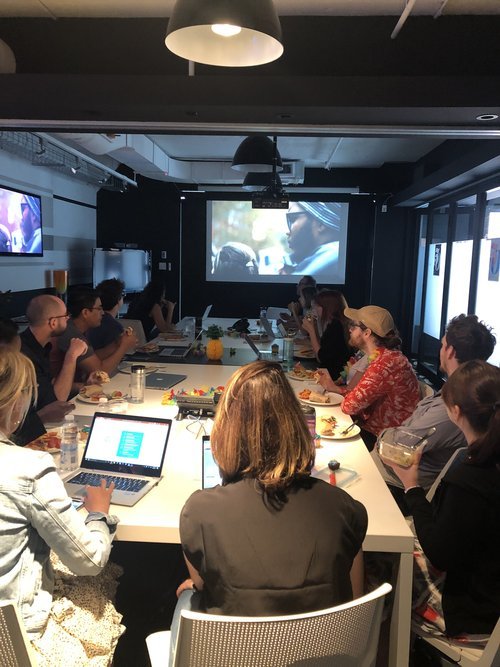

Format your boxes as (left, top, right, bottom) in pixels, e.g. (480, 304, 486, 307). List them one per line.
(71, 362, 413, 667)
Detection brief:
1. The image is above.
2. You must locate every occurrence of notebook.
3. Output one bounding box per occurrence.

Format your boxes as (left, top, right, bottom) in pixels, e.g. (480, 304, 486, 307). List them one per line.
(243, 333, 283, 361)
(62, 412, 171, 507)
(202, 435, 222, 489)
(145, 372, 187, 390)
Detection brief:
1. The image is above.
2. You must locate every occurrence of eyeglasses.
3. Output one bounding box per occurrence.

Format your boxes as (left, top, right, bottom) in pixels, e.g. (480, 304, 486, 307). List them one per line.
(89, 306, 104, 312)
(49, 313, 69, 321)
(286, 211, 307, 230)
(349, 321, 368, 331)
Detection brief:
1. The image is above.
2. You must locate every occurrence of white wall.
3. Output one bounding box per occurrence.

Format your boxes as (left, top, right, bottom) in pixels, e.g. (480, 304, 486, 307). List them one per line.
(0, 150, 98, 291)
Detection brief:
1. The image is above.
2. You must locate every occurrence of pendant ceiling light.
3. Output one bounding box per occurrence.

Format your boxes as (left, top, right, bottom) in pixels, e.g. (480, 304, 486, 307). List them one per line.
(232, 136, 283, 173)
(165, 0, 283, 67)
(243, 172, 282, 192)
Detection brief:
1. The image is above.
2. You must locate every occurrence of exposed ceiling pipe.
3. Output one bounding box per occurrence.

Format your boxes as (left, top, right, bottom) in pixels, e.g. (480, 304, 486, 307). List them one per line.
(324, 138, 343, 170)
(433, 0, 449, 19)
(391, 0, 418, 40)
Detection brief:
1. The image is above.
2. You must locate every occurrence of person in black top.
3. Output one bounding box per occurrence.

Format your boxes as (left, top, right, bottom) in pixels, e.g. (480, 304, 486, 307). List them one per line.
(126, 279, 176, 340)
(170, 361, 367, 664)
(382, 359, 500, 637)
(301, 289, 351, 380)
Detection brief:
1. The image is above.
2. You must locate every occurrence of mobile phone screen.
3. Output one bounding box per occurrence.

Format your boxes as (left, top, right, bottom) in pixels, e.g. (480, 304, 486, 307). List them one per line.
(202, 435, 222, 489)
(71, 499, 84, 511)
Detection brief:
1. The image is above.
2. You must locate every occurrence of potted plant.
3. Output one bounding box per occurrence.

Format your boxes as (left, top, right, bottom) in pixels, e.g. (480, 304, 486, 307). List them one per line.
(205, 325, 224, 360)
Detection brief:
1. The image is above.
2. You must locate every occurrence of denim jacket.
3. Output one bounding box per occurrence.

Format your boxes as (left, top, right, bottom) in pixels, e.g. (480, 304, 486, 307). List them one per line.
(0, 437, 118, 637)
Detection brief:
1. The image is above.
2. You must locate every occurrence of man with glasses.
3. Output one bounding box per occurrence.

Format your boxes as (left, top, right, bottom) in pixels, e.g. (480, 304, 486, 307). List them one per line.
(54, 288, 137, 383)
(20, 294, 87, 419)
(87, 278, 138, 354)
(284, 202, 343, 281)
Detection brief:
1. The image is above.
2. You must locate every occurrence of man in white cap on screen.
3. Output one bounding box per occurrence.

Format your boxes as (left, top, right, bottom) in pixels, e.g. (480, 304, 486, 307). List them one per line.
(285, 201, 343, 281)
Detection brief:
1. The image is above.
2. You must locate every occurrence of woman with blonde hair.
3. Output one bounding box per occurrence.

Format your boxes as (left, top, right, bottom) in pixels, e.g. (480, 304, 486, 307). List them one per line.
(171, 361, 367, 658)
(0, 350, 123, 666)
(301, 289, 352, 380)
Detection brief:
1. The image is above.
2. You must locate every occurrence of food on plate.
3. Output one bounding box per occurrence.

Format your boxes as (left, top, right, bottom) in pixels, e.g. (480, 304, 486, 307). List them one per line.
(298, 388, 311, 400)
(308, 390, 330, 403)
(25, 431, 61, 451)
(319, 416, 338, 436)
(289, 363, 317, 380)
(159, 332, 185, 340)
(137, 342, 160, 353)
(80, 384, 105, 398)
(93, 370, 110, 384)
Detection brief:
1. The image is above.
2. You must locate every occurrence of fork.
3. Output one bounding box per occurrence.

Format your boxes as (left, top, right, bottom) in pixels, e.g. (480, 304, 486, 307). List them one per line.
(340, 421, 358, 435)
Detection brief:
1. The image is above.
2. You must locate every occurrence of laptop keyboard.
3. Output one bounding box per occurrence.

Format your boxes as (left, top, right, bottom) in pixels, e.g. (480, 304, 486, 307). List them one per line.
(67, 472, 148, 492)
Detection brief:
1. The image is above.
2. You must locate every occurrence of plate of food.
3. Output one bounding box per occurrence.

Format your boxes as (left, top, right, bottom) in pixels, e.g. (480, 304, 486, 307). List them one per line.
(77, 385, 127, 403)
(297, 389, 342, 406)
(25, 430, 62, 453)
(317, 416, 361, 440)
(294, 348, 316, 359)
(118, 362, 159, 374)
(136, 342, 160, 354)
(287, 363, 319, 382)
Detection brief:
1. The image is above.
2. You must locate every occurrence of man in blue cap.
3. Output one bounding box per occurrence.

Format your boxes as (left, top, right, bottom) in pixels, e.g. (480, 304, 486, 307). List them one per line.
(285, 201, 343, 281)
(20, 194, 42, 254)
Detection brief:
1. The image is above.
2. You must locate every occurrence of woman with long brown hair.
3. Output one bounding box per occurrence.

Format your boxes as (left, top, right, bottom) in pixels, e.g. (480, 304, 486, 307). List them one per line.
(171, 361, 367, 658)
(301, 289, 351, 380)
(383, 359, 500, 639)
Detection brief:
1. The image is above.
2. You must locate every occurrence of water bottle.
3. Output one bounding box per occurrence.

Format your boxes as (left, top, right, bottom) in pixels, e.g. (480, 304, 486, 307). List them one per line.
(98, 396, 109, 412)
(60, 414, 78, 472)
(130, 365, 145, 403)
(301, 404, 317, 442)
(283, 337, 295, 371)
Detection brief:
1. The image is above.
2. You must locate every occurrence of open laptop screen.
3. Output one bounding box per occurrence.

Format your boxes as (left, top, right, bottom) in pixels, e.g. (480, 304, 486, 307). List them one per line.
(81, 412, 171, 477)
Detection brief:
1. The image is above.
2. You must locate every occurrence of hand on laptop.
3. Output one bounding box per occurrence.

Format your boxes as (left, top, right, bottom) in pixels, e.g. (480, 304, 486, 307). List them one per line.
(84, 479, 115, 514)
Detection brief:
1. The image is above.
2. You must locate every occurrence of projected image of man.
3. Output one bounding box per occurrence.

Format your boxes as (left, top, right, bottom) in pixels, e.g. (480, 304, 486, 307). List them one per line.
(20, 195, 41, 254)
(285, 202, 342, 281)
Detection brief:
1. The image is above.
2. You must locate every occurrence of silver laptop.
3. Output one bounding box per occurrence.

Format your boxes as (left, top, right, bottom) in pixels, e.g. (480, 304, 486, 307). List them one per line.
(62, 412, 171, 507)
(260, 315, 280, 340)
(202, 435, 222, 489)
(243, 334, 283, 361)
(159, 346, 191, 359)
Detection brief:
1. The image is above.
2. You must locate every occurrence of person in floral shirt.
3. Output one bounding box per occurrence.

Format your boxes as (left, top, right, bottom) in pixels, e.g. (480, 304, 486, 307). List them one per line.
(340, 305, 419, 450)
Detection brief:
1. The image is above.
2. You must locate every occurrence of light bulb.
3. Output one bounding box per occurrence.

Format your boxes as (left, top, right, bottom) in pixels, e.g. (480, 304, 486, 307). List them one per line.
(211, 24, 242, 37)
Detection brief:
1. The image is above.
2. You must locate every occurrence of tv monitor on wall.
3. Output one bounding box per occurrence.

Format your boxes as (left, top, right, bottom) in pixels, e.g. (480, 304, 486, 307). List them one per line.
(0, 184, 43, 256)
(93, 248, 151, 294)
(206, 200, 349, 284)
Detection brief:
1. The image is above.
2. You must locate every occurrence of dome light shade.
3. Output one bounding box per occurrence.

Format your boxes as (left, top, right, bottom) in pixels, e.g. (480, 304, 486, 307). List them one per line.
(165, 0, 283, 67)
(232, 136, 283, 173)
(243, 172, 282, 191)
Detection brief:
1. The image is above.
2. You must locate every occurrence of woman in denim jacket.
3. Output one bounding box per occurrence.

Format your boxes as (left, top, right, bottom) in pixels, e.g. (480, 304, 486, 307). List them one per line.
(0, 350, 123, 666)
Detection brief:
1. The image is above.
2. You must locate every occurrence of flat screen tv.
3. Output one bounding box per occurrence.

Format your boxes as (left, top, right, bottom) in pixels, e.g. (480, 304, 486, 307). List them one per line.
(0, 184, 43, 256)
(93, 248, 151, 294)
(206, 199, 349, 284)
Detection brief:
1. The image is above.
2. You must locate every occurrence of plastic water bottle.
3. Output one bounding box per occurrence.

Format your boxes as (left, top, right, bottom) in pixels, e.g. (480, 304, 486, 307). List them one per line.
(60, 414, 78, 472)
(283, 337, 295, 371)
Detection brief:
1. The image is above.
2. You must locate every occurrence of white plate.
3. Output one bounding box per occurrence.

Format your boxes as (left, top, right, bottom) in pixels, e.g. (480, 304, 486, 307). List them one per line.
(294, 349, 316, 359)
(299, 393, 343, 407)
(77, 391, 128, 404)
(319, 425, 361, 440)
(118, 362, 159, 374)
(287, 370, 317, 382)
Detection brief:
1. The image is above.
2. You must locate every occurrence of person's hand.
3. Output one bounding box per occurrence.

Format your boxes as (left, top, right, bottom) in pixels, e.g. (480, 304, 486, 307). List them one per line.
(119, 330, 139, 351)
(37, 400, 75, 424)
(316, 369, 336, 391)
(66, 337, 88, 360)
(165, 300, 176, 312)
(176, 578, 195, 598)
(301, 316, 316, 337)
(86, 370, 109, 385)
(288, 301, 300, 316)
(83, 479, 115, 514)
(380, 448, 422, 490)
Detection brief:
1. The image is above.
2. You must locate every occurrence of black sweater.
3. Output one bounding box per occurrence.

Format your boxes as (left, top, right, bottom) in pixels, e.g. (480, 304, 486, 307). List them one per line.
(406, 460, 500, 636)
(317, 319, 351, 381)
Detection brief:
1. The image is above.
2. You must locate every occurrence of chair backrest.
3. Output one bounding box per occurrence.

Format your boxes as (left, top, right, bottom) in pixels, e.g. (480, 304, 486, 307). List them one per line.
(0, 602, 38, 667)
(426, 447, 468, 502)
(173, 583, 392, 667)
(118, 318, 147, 346)
(418, 380, 435, 400)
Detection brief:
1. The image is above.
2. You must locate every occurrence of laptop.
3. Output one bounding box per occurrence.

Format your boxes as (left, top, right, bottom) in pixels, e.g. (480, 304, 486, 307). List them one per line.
(145, 372, 187, 390)
(243, 333, 283, 361)
(158, 346, 191, 359)
(260, 315, 282, 340)
(202, 435, 222, 489)
(62, 412, 171, 507)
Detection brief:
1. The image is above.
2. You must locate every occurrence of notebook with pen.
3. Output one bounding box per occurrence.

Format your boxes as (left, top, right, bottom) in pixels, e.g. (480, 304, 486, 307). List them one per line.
(62, 412, 171, 507)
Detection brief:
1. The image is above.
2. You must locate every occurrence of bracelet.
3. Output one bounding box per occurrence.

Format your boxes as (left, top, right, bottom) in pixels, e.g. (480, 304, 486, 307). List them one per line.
(404, 485, 421, 494)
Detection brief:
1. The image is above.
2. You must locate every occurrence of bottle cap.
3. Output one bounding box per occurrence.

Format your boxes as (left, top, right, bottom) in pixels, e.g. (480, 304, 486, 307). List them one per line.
(64, 414, 75, 422)
(98, 396, 108, 404)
